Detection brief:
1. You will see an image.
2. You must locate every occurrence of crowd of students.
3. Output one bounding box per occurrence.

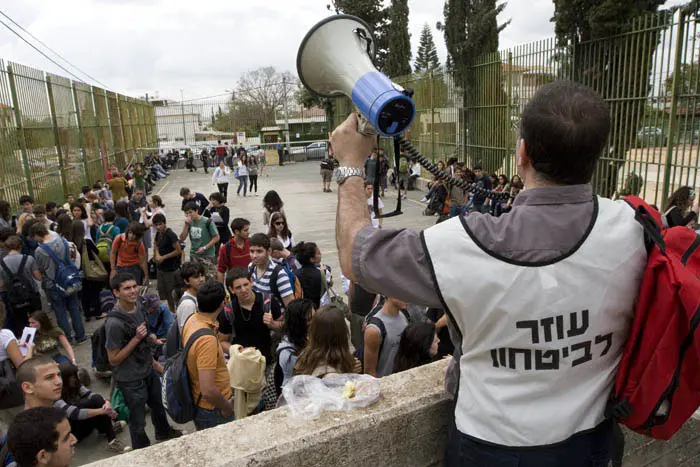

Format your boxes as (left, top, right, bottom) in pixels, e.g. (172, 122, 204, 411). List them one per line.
(0, 156, 448, 466)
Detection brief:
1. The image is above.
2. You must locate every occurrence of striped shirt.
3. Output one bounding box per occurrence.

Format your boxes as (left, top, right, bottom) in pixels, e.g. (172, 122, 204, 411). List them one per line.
(54, 386, 102, 420)
(249, 259, 293, 303)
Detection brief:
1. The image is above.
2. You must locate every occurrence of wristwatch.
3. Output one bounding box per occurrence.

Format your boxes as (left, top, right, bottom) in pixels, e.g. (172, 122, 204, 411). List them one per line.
(334, 166, 365, 185)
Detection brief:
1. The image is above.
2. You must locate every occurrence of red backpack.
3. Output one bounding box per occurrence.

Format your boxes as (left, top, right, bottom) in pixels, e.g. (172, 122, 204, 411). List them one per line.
(607, 196, 700, 439)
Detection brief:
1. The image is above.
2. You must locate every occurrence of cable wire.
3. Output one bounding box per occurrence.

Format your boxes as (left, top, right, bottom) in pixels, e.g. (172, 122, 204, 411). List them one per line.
(0, 10, 111, 89)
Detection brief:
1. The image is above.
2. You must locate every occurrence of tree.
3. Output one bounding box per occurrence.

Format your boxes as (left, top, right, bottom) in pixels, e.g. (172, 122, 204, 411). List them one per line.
(331, 0, 389, 70)
(415, 24, 441, 73)
(553, 0, 667, 197)
(439, 0, 510, 169)
(385, 0, 412, 77)
(233, 67, 296, 125)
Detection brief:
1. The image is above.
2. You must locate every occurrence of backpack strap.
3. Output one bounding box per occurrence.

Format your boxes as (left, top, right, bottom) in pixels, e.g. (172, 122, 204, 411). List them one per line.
(182, 328, 217, 356)
(225, 242, 232, 267)
(269, 264, 282, 302)
(319, 265, 328, 298)
(38, 242, 65, 266)
(400, 308, 411, 324)
(261, 292, 272, 314)
(367, 315, 387, 357)
(177, 294, 197, 308)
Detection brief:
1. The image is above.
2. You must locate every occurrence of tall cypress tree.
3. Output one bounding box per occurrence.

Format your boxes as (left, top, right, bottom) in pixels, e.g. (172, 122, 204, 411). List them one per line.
(414, 24, 441, 73)
(385, 0, 412, 77)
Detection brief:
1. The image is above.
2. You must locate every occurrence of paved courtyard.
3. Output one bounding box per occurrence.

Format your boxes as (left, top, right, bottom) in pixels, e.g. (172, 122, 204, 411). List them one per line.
(64, 159, 435, 465)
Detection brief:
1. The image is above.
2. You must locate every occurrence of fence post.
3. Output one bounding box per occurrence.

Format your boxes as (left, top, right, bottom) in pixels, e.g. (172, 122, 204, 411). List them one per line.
(505, 51, 513, 177)
(430, 71, 436, 163)
(661, 11, 686, 207)
(7, 65, 34, 198)
(70, 82, 91, 186)
(45, 75, 69, 199)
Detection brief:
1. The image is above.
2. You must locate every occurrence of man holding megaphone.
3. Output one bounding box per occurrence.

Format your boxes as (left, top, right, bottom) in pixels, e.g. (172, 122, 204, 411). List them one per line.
(331, 81, 647, 466)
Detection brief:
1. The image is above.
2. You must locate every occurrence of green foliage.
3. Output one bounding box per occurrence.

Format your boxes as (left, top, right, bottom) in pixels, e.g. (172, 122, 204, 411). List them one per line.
(415, 24, 441, 73)
(665, 62, 700, 96)
(333, 0, 389, 71)
(385, 0, 412, 77)
(552, 0, 667, 196)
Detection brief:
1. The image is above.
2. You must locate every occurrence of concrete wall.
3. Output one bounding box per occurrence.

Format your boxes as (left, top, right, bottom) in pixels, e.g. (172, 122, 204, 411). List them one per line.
(85, 359, 700, 467)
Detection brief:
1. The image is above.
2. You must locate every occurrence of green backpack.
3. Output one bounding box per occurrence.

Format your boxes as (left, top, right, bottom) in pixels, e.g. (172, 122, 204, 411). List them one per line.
(96, 225, 115, 263)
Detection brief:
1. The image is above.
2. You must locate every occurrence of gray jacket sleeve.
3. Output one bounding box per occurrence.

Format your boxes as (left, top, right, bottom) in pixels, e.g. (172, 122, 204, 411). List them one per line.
(352, 226, 442, 309)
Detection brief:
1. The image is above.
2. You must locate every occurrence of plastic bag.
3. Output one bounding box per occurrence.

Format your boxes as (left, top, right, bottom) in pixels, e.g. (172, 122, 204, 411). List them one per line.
(111, 388, 130, 422)
(281, 373, 380, 420)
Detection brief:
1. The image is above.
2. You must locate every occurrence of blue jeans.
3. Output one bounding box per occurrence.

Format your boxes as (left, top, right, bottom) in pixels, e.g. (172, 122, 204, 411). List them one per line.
(444, 419, 614, 467)
(117, 370, 171, 449)
(193, 406, 234, 431)
(237, 175, 248, 196)
(449, 205, 466, 218)
(47, 288, 85, 341)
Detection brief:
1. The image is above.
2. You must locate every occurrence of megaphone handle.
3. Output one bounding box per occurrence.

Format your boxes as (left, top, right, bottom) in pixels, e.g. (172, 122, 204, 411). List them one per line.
(356, 111, 378, 137)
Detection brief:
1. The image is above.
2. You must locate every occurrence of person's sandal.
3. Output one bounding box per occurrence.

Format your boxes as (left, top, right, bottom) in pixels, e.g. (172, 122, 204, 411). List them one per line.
(107, 439, 132, 453)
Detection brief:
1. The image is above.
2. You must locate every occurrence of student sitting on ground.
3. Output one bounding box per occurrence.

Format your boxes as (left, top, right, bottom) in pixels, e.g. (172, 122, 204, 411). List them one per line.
(29, 311, 76, 366)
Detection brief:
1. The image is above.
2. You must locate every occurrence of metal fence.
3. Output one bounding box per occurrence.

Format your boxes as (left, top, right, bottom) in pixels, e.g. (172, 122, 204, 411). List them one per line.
(330, 6, 700, 206)
(0, 60, 156, 207)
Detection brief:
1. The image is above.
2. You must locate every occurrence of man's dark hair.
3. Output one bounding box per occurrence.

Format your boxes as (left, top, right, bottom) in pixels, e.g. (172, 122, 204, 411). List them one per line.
(230, 217, 250, 235)
(126, 222, 146, 239)
(209, 192, 225, 204)
(18, 195, 34, 205)
(7, 407, 67, 467)
(45, 201, 57, 211)
(29, 223, 49, 239)
(180, 261, 205, 282)
(183, 201, 198, 213)
(179, 187, 191, 197)
(196, 279, 227, 314)
(110, 272, 136, 292)
(520, 80, 610, 185)
(225, 267, 251, 290)
(103, 210, 116, 222)
(16, 356, 57, 386)
(152, 213, 166, 225)
(32, 204, 46, 216)
(81, 186, 91, 195)
(4, 235, 22, 251)
(250, 233, 270, 250)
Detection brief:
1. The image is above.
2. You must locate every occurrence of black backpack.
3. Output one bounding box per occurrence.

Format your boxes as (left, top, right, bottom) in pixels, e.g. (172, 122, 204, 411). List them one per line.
(92, 323, 111, 372)
(354, 298, 411, 367)
(161, 327, 217, 424)
(0, 256, 36, 313)
(274, 343, 297, 398)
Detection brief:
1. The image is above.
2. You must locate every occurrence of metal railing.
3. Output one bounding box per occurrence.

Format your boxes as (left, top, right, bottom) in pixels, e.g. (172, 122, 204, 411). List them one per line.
(0, 60, 156, 207)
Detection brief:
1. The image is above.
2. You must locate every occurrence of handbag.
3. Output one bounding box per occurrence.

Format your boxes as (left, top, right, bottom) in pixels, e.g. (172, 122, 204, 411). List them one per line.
(82, 244, 108, 282)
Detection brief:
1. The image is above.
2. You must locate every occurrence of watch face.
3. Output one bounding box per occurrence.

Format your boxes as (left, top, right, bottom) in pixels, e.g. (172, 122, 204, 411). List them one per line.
(333, 167, 344, 184)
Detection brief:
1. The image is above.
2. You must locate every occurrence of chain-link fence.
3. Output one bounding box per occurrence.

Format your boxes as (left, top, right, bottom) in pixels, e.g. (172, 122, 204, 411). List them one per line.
(0, 60, 156, 207)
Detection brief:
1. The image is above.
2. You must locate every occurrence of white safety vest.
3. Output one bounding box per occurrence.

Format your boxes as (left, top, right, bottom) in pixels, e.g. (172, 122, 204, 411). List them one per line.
(422, 197, 647, 446)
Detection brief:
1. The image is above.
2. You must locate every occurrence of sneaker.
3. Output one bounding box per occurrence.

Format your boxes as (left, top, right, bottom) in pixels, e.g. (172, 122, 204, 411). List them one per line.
(112, 420, 126, 435)
(420, 197, 427, 203)
(155, 428, 184, 441)
(74, 337, 89, 346)
(108, 439, 132, 453)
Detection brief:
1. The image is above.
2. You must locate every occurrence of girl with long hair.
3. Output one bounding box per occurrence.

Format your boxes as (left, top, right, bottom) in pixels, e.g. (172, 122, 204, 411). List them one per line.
(294, 306, 357, 378)
(247, 154, 259, 195)
(276, 298, 314, 389)
(664, 186, 697, 228)
(113, 200, 130, 232)
(262, 190, 285, 228)
(237, 153, 249, 197)
(70, 220, 104, 320)
(292, 242, 331, 309)
(268, 211, 294, 249)
(29, 311, 76, 365)
(212, 161, 231, 201)
(393, 323, 439, 373)
(208, 192, 231, 247)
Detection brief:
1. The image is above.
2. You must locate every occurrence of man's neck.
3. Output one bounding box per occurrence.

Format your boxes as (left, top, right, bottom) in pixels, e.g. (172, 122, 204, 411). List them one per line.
(25, 396, 53, 410)
(381, 303, 400, 316)
(196, 311, 218, 323)
(234, 235, 245, 247)
(257, 260, 270, 274)
(119, 300, 137, 313)
(239, 292, 256, 308)
(7, 249, 20, 255)
(186, 287, 198, 297)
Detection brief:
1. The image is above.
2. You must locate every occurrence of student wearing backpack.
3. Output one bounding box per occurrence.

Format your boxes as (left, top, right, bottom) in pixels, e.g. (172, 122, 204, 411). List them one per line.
(31, 224, 86, 345)
(176, 262, 206, 331)
(216, 218, 251, 284)
(332, 82, 648, 465)
(180, 202, 220, 277)
(109, 222, 148, 285)
(105, 272, 182, 450)
(182, 280, 235, 430)
(97, 210, 120, 267)
(292, 241, 331, 309)
(362, 297, 410, 378)
(152, 214, 183, 312)
(218, 268, 282, 363)
(275, 298, 314, 392)
(0, 236, 42, 337)
(248, 233, 295, 309)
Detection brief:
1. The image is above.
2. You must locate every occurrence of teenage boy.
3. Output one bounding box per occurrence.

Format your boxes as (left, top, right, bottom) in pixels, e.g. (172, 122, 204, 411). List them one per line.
(110, 222, 148, 285)
(471, 164, 492, 213)
(216, 218, 251, 283)
(6, 407, 76, 467)
(18, 195, 34, 217)
(31, 224, 86, 344)
(180, 202, 219, 276)
(105, 273, 182, 450)
(32, 205, 52, 229)
(248, 233, 294, 309)
(182, 280, 235, 430)
(362, 297, 410, 378)
(364, 182, 383, 229)
(152, 214, 182, 311)
(17, 356, 130, 453)
(179, 187, 209, 214)
(176, 261, 206, 330)
(219, 268, 282, 362)
(0, 235, 42, 337)
(45, 202, 58, 222)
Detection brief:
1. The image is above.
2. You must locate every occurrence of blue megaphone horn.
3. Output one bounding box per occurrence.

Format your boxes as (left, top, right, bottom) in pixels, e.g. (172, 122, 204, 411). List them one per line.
(297, 15, 415, 137)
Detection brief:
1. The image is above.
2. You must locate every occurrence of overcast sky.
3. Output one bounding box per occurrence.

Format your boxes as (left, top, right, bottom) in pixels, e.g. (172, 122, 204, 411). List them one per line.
(0, 0, 689, 102)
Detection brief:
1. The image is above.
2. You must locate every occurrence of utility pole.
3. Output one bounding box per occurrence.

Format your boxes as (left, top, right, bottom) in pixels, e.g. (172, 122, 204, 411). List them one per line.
(180, 88, 187, 145)
(282, 77, 291, 154)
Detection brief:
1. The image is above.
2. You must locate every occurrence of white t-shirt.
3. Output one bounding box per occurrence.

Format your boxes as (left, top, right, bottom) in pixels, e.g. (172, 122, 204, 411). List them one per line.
(0, 329, 17, 362)
(176, 292, 198, 331)
(367, 197, 384, 229)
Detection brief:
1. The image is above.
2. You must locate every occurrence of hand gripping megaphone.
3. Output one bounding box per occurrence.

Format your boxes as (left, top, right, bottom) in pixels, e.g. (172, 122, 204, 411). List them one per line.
(297, 15, 415, 137)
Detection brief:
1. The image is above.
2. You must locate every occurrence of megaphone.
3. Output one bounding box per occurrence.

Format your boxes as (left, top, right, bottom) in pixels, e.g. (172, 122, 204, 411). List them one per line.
(297, 15, 415, 137)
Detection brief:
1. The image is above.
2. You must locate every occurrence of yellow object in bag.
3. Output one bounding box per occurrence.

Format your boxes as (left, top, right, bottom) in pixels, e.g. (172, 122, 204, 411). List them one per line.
(227, 345, 266, 419)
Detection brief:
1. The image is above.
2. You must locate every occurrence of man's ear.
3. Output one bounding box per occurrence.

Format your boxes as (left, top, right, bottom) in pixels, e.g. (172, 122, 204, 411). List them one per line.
(21, 381, 33, 395)
(36, 448, 50, 465)
(516, 139, 530, 167)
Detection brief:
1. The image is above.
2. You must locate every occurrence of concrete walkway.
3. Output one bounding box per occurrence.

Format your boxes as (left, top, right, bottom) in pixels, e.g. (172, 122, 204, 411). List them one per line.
(63, 160, 435, 465)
